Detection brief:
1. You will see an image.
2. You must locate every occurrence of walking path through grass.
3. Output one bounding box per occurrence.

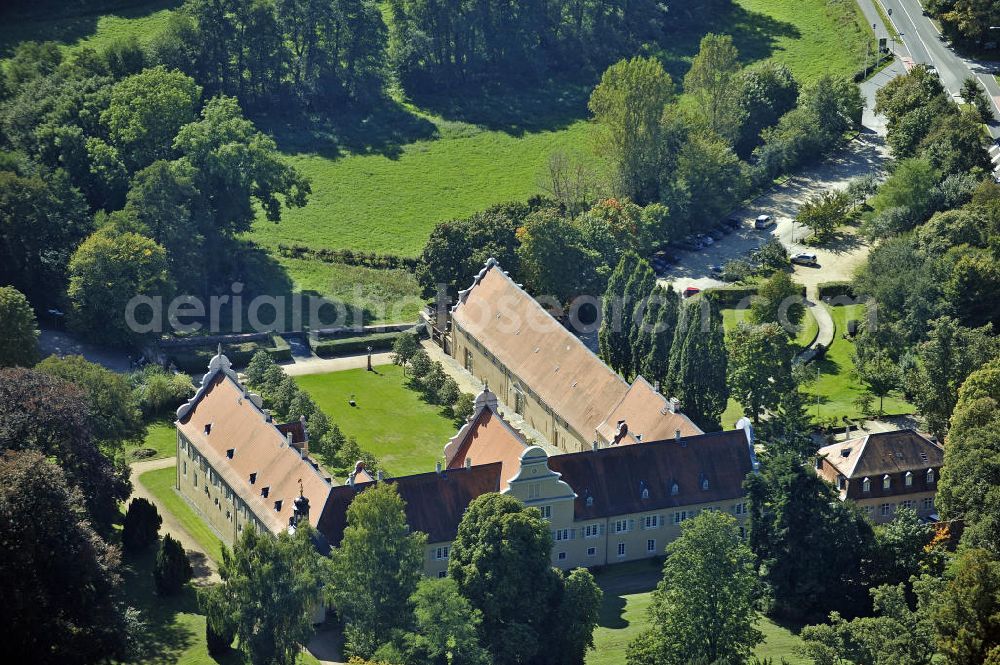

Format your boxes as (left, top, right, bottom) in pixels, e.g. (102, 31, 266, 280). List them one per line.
(135, 460, 224, 569)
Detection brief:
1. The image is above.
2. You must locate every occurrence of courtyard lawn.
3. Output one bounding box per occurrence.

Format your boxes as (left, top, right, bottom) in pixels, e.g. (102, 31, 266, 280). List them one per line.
(128, 419, 176, 461)
(722, 305, 819, 351)
(802, 304, 914, 422)
(295, 364, 459, 477)
(139, 465, 225, 564)
(587, 560, 808, 665)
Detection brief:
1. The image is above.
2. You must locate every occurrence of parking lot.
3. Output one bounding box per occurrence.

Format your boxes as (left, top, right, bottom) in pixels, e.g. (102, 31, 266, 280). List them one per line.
(658, 130, 888, 298)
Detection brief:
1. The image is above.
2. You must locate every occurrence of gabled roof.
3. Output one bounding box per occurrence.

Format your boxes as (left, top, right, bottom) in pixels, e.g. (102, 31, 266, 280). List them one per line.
(451, 259, 700, 444)
(596, 376, 701, 444)
(445, 407, 528, 488)
(317, 463, 503, 545)
(175, 352, 332, 533)
(818, 429, 944, 479)
(547, 429, 755, 520)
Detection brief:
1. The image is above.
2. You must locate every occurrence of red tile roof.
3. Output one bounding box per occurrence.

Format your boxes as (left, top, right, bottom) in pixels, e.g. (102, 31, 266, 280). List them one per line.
(317, 463, 503, 545)
(445, 408, 528, 488)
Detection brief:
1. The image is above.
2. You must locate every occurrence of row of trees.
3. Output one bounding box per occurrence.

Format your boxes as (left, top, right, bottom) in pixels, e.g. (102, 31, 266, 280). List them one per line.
(925, 0, 1000, 46)
(243, 350, 381, 475)
(391, 333, 474, 423)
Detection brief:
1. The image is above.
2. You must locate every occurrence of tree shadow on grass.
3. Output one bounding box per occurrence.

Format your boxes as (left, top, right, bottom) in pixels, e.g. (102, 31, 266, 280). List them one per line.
(406, 78, 594, 137)
(651, 3, 801, 84)
(255, 99, 439, 161)
(0, 0, 183, 56)
(597, 592, 630, 630)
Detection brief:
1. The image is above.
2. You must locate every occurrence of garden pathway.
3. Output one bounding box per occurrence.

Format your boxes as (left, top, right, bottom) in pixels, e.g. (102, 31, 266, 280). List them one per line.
(795, 288, 836, 364)
(281, 350, 393, 376)
(129, 456, 220, 583)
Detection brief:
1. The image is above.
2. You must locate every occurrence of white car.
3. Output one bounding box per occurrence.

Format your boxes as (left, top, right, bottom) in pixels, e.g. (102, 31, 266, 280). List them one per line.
(791, 252, 818, 266)
(754, 214, 774, 229)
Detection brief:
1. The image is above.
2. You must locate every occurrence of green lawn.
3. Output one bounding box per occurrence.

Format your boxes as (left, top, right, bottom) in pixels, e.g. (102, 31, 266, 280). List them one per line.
(0, 0, 181, 57)
(117, 545, 320, 665)
(128, 419, 176, 461)
(802, 304, 914, 422)
(587, 560, 808, 665)
(295, 364, 459, 477)
(138, 466, 225, 564)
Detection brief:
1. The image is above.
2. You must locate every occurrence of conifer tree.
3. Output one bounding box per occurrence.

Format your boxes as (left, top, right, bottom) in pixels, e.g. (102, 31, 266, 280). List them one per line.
(640, 286, 679, 389)
(599, 252, 639, 373)
(668, 299, 728, 430)
(623, 260, 655, 379)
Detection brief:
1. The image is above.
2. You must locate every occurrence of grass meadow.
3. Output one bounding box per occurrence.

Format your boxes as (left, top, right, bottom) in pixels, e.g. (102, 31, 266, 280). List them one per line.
(587, 560, 808, 665)
(295, 364, 459, 477)
(128, 419, 176, 461)
(139, 465, 225, 564)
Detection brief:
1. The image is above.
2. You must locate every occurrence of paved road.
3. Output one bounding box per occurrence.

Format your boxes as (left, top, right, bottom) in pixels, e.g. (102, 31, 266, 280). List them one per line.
(38, 328, 133, 372)
(129, 457, 220, 583)
(872, 0, 1000, 137)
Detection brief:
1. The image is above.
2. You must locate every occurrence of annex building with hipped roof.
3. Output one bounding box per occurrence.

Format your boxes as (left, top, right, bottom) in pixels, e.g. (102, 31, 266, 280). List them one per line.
(447, 258, 701, 453)
(815, 429, 944, 523)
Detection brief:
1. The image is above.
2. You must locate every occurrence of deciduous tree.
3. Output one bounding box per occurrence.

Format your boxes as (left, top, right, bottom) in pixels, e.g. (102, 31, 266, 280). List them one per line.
(0, 285, 38, 368)
(726, 322, 794, 425)
(684, 33, 743, 143)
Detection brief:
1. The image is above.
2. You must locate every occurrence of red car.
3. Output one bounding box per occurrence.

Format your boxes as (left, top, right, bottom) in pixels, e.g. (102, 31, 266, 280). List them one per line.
(683, 286, 701, 298)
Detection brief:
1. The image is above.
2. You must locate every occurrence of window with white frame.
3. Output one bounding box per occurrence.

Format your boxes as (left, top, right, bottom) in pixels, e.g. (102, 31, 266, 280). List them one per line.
(905, 471, 913, 487)
(539, 505, 551, 519)
(584, 524, 599, 538)
(528, 483, 540, 499)
(673, 510, 689, 524)
(647, 539, 656, 553)
(617, 542, 626, 557)
(555, 528, 570, 541)
(837, 475, 846, 490)
(733, 502, 747, 515)
(880, 503, 893, 517)
(587, 547, 596, 556)
(435, 546, 450, 560)
(927, 468, 935, 484)
(615, 519, 628, 533)
(883, 475, 891, 490)
(644, 515, 657, 529)
(922, 497, 934, 511)
(862, 477, 871, 493)
(438, 571, 447, 578)
(900, 499, 916, 511)
(865, 505, 875, 517)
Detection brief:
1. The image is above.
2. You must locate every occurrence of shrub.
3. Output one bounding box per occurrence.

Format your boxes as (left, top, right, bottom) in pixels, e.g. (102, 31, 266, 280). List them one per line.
(122, 497, 162, 553)
(153, 534, 192, 595)
(312, 331, 402, 358)
(0, 285, 39, 368)
(817, 281, 855, 299)
(198, 586, 235, 656)
(131, 365, 195, 416)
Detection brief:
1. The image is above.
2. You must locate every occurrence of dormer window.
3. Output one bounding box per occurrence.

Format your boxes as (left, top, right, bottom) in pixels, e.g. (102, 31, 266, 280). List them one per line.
(249, 472, 257, 485)
(882, 475, 891, 490)
(837, 475, 846, 490)
(862, 477, 871, 493)
(640, 481, 649, 500)
(927, 468, 935, 484)
(586, 495, 594, 507)
(261, 486, 269, 498)
(670, 482, 679, 496)
(274, 500, 282, 512)
(905, 471, 913, 487)
(701, 476, 710, 491)
(226, 448, 235, 459)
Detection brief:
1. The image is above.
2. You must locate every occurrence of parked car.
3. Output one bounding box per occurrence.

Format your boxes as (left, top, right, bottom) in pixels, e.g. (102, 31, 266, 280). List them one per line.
(754, 214, 774, 229)
(696, 233, 715, 246)
(724, 217, 742, 230)
(791, 252, 818, 266)
(683, 286, 701, 298)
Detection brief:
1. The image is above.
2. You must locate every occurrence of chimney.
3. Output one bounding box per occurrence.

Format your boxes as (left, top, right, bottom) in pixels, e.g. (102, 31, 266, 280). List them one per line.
(613, 420, 628, 445)
(285, 432, 292, 447)
(465, 457, 472, 470)
(436, 461, 442, 474)
(669, 397, 681, 414)
(264, 409, 272, 423)
(592, 440, 599, 452)
(675, 429, 681, 442)
(653, 380, 661, 393)
(845, 422, 851, 439)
